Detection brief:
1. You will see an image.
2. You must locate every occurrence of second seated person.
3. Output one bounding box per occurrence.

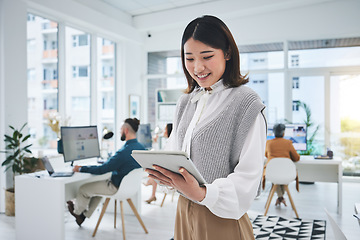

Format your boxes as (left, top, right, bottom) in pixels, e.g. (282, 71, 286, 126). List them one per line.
(264, 123, 300, 206)
(146, 15, 267, 240)
(67, 118, 145, 226)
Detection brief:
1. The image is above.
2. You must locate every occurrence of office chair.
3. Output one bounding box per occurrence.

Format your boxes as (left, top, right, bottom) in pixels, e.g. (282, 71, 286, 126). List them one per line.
(160, 188, 176, 207)
(324, 208, 347, 240)
(264, 157, 299, 218)
(92, 168, 148, 239)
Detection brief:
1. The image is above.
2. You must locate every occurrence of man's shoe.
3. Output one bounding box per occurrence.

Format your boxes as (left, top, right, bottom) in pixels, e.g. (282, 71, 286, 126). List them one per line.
(67, 200, 86, 226)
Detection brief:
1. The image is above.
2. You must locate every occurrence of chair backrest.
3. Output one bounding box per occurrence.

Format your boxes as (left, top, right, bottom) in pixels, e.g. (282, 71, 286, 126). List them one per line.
(112, 168, 143, 200)
(324, 208, 347, 240)
(266, 158, 297, 184)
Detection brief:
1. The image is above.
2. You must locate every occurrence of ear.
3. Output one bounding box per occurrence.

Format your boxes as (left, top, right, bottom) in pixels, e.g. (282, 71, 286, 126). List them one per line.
(224, 50, 231, 61)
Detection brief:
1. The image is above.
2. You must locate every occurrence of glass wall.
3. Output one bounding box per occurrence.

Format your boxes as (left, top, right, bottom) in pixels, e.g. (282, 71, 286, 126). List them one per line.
(330, 74, 360, 176)
(27, 14, 59, 150)
(147, 41, 360, 176)
(27, 13, 118, 156)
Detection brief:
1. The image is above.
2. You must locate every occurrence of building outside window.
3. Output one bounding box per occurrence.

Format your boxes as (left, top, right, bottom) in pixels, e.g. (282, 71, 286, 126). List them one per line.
(66, 27, 91, 126)
(292, 77, 300, 89)
(97, 37, 116, 156)
(27, 13, 59, 150)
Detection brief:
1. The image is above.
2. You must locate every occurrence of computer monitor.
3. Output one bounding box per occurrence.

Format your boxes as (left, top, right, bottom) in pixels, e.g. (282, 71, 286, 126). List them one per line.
(60, 126, 100, 164)
(136, 124, 152, 149)
(267, 124, 307, 151)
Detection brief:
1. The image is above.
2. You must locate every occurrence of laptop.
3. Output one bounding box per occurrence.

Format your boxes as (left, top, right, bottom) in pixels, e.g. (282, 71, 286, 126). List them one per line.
(41, 156, 74, 177)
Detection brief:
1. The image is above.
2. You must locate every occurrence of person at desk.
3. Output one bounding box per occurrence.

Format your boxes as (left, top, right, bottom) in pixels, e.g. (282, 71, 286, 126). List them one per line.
(264, 123, 300, 206)
(67, 118, 145, 226)
(144, 123, 173, 204)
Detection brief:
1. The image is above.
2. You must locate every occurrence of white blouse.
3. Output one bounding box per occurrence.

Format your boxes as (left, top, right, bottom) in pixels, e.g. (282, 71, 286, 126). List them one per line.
(165, 80, 267, 219)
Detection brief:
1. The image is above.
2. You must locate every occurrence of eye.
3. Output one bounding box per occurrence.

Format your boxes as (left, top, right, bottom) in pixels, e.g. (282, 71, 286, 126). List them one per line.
(186, 58, 194, 61)
(204, 55, 214, 60)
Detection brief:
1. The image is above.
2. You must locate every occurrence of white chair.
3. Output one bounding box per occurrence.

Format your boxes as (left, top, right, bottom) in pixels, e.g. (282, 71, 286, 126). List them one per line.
(92, 168, 148, 239)
(264, 157, 299, 218)
(160, 188, 176, 207)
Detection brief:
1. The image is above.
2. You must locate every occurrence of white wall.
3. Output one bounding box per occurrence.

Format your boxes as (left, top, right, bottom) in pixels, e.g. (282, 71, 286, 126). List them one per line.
(143, 0, 360, 52)
(0, 0, 28, 213)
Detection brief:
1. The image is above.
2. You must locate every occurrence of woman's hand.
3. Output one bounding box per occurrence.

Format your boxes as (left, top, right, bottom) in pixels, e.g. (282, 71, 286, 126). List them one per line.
(146, 165, 206, 202)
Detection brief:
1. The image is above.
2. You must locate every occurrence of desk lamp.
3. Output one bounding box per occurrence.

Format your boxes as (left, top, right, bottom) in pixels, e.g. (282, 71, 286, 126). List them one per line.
(100, 128, 114, 160)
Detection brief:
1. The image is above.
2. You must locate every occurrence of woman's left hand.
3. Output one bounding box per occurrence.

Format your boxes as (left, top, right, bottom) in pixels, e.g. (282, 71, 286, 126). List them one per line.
(146, 165, 206, 202)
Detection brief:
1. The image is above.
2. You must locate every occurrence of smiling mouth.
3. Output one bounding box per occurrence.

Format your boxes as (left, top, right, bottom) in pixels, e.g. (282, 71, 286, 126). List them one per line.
(196, 73, 210, 80)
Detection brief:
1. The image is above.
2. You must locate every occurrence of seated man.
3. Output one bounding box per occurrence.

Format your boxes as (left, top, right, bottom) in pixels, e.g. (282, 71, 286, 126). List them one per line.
(67, 118, 145, 226)
(264, 123, 300, 206)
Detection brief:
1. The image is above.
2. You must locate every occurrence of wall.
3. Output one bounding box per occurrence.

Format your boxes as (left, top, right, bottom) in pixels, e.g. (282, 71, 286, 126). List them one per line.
(143, 0, 360, 52)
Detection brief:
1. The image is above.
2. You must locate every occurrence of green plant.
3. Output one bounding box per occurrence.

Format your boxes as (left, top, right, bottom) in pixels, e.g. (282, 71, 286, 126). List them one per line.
(1, 123, 39, 189)
(297, 101, 321, 155)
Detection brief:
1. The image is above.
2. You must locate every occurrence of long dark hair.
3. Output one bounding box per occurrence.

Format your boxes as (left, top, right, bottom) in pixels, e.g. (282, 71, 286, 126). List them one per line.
(181, 15, 248, 93)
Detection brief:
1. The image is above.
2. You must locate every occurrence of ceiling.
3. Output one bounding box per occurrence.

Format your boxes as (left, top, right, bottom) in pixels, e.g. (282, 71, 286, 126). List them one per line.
(97, 0, 221, 16)
(73, 0, 360, 53)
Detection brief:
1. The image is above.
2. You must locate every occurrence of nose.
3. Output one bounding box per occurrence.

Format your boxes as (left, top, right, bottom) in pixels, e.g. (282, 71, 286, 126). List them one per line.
(194, 60, 205, 74)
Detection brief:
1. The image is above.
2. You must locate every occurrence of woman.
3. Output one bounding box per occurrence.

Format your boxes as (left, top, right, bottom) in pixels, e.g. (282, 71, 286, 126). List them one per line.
(146, 15, 266, 239)
(144, 123, 173, 204)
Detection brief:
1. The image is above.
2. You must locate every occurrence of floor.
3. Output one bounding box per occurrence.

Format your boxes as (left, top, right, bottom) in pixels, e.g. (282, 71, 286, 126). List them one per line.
(0, 179, 359, 240)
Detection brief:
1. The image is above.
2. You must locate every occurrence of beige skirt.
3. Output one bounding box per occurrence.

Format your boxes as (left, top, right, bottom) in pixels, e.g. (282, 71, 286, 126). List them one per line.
(174, 195, 255, 240)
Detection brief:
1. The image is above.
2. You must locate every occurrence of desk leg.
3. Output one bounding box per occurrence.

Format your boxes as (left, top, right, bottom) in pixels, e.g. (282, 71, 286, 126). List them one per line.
(338, 164, 343, 215)
(15, 178, 65, 240)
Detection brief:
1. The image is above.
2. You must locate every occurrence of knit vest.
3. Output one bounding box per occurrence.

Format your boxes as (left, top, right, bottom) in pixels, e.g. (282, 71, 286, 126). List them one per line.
(174, 85, 265, 184)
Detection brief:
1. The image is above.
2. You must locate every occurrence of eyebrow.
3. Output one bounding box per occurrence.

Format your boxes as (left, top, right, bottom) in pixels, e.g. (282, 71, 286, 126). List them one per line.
(185, 50, 214, 55)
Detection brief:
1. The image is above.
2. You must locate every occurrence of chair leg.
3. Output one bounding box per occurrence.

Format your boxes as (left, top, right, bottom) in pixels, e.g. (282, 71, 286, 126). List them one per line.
(284, 185, 299, 218)
(264, 184, 277, 216)
(160, 193, 167, 207)
(92, 198, 111, 237)
(127, 198, 149, 234)
(120, 201, 126, 240)
(114, 199, 117, 228)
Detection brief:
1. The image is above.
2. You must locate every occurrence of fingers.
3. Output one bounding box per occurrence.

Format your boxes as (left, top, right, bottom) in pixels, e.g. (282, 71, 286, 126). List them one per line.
(146, 168, 172, 185)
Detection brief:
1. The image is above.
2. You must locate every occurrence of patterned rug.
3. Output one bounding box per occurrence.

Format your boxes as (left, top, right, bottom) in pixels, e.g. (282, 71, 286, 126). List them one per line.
(251, 215, 326, 240)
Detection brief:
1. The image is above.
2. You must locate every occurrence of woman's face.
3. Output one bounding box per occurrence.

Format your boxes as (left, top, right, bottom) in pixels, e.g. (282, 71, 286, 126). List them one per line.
(184, 38, 228, 90)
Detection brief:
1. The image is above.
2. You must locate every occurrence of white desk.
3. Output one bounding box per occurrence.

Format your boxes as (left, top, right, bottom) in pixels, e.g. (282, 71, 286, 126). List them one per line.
(15, 170, 140, 240)
(295, 156, 343, 214)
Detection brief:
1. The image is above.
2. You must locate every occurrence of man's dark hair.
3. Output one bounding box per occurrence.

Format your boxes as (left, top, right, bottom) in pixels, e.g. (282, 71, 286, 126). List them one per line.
(273, 123, 286, 138)
(124, 118, 140, 132)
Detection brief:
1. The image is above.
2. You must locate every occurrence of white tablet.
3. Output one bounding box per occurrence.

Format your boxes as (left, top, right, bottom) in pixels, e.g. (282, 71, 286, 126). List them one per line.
(131, 150, 207, 185)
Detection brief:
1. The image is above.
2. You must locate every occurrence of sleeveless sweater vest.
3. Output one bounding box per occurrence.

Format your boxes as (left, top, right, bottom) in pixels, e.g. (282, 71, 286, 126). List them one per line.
(173, 85, 265, 184)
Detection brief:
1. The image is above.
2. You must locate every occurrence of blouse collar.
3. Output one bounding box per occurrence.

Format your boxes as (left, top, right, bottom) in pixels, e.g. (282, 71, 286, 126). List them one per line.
(191, 79, 226, 103)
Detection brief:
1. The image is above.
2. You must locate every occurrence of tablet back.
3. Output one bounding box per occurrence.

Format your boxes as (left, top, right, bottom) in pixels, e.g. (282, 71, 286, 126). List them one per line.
(131, 150, 207, 185)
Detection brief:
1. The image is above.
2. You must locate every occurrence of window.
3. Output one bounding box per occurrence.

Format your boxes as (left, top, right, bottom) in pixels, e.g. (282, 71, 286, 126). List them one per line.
(78, 66, 88, 77)
(27, 14, 35, 22)
(27, 14, 59, 151)
(292, 101, 300, 111)
(72, 34, 89, 47)
(27, 69, 36, 81)
(98, 37, 116, 154)
(292, 77, 300, 89)
(291, 55, 299, 67)
(289, 47, 360, 68)
(66, 27, 91, 125)
(27, 39, 36, 51)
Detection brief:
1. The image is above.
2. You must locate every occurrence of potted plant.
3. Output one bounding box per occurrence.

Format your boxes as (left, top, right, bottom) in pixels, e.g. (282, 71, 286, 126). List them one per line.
(296, 101, 320, 155)
(1, 123, 40, 216)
